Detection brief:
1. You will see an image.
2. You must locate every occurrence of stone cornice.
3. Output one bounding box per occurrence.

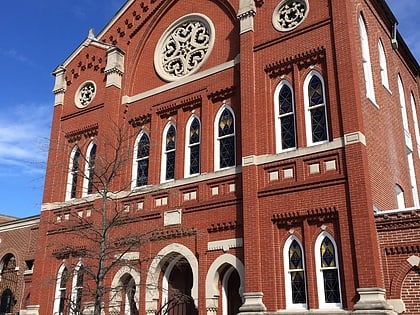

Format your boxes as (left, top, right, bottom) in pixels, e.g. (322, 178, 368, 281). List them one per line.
(264, 46, 326, 78)
(65, 123, 99, 143)
(272, 206, 338, 227)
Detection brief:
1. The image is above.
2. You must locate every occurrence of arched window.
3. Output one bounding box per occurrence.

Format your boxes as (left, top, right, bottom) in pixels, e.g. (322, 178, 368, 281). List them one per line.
(70, 262, 84, 315)
(185, 116, 201, 177)
(82, 142, 96, 197)
(283, 236, 307, 309)
(378, 39, 389, 90)
(161, 123, 176, 182)
(397, 75, 409, 133)
(304, 71, 329, 146)
(0, 289, 14, 314)
(410, 93, 420, 156)
(66, 146, 81, 200)
(395, 184, 405, 209)
(315, 232, 342, 308)
(215, 105, 235, 170)
(133, 132, 150, 188)
(274, 81, 296, 152)
(53, 264, 69, 315)
(359, 14, 376, 103)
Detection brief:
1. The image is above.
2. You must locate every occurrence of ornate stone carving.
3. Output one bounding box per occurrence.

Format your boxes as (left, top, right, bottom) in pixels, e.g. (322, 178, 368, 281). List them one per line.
(75, 81, 96, 108)
(272, 0, 309, 32)
(154, 14, 215, 81)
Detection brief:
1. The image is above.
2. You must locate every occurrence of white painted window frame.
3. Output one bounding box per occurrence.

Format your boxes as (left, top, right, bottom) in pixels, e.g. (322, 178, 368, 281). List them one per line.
(378, 39, 390, 90)
(70, 261, 84, 315)
(53, 264, 68, 315)
(315, 231, 342, 309)
(161, 122, 176, 183)
(283, 236, 307, 310)
(82, 141, 96, 197)
(274, 80, 297, 153)
(184, 115, 201, 178)
(359, 14, 376, 104)
(214, 104, 236, 171)
(132, 131, 150, 189)
(304, 70, 329, 146)
(66, 146, 81, 201)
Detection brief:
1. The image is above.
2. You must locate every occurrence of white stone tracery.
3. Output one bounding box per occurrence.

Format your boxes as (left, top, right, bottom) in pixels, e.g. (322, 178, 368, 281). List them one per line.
(75, 81, 96, 108)
(154, 14, 215, 81)
(273, 0, 308, 32)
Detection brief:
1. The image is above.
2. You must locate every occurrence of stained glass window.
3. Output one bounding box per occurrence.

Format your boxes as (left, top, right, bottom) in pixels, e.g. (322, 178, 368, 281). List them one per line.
(87, 143, 96, 194)
(279, 84, 296, 150)
(74, 265, 84, 314)
(165, 125, 176, 180)
(218, 108, 235, 169)
(320, 236, 341, 304)
(59, 267, 69, 314)
(136, 134, 150, 186)
(289, 240, 307, 304)
(70, 148, 81, 199)
(188, 117, 200, 175)
(308, 75, 328, 143)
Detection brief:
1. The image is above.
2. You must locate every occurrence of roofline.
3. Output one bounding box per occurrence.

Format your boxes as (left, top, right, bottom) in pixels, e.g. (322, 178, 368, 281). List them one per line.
(0, 215, 40, 232)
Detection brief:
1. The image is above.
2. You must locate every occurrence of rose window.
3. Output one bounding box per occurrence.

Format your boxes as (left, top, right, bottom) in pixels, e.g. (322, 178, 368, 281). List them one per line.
(75, 81, 96, 108)
(273, 0, 309, 32)
(154, 14, 215, 81)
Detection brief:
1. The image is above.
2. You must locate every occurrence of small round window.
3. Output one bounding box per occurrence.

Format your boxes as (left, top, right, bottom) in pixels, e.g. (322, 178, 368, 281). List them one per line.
(75, 81, 96, 108)
(272, 0, 309, 32)
(154, 14, 215, 82)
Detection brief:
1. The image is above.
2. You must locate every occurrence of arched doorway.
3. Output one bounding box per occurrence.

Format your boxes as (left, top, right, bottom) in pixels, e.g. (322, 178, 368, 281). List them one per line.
(222, 267, 241, 315)
(161, 257, 197, 315)
(0, 254, 17, 314)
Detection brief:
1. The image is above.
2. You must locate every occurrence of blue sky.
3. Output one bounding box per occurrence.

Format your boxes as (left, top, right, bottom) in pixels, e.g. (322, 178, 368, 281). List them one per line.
(0, 1, 418, 218)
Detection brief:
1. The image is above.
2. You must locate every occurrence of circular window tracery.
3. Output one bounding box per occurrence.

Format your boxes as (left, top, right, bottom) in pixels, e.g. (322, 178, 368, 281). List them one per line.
(154, 14, 215, 82)
(272, 0, 309, 32)
(75, 81, 96, 108)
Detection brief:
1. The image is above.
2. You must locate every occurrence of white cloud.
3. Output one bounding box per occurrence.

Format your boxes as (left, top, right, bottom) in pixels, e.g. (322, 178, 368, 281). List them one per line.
(0, 102, 51, 177)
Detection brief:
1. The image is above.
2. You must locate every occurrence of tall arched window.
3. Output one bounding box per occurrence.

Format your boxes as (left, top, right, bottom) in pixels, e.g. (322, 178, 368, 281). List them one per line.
(66, 146, 81, 200)
(185, 116, 201, 177)
(359, 14, 376, 103)
(395, 184, 405, 209)
(82, 142, 96, 197)
(70, 262, 84, 315)
(304, 71, 329, 146)
(53, 264, 69, 315)
(410, 93, 420, 156)
(161, 123, 176, 182)
(215, 105, 235, 170)
(283, 236, 307, 309)
(378, 39, 389, 90)
(133, 132, 150, 188)
(315, 232, 342, 308)
(397, 75, 410, 133)
(274, 81, 296, 153)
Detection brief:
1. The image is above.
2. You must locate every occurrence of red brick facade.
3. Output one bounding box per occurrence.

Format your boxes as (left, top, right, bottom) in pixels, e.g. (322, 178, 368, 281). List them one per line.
(13, 0, 420, 314)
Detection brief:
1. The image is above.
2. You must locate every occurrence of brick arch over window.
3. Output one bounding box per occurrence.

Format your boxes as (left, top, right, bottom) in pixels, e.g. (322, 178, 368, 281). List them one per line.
(401, 266, 420, 314)
(389, 256, 419, 299)
(109, 265, 141, 315)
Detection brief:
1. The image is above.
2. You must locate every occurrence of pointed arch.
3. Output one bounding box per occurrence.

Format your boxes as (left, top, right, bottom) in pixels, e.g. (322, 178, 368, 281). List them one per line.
(214, 104, 236, 170)
(185, 115, 201, 177)
(304, 70, 329, 146)
(161, 122, 177, 182)
(205, 253, 245, 315)
(70, 261, 84, 315)
(274, 80, 296, 152)
(283, 236, 307, 309)
(132, 131, 150, 189)
(53, 263, 69, 315)
(359, 13, 376, 103)
(378, 39, 389, 90)
(110, 266, 140, 315)
(145, 244, 199, 314)
(66, 146, 81, 200)
(314, 231, 342, 308)
(82, 141, 96, 197)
